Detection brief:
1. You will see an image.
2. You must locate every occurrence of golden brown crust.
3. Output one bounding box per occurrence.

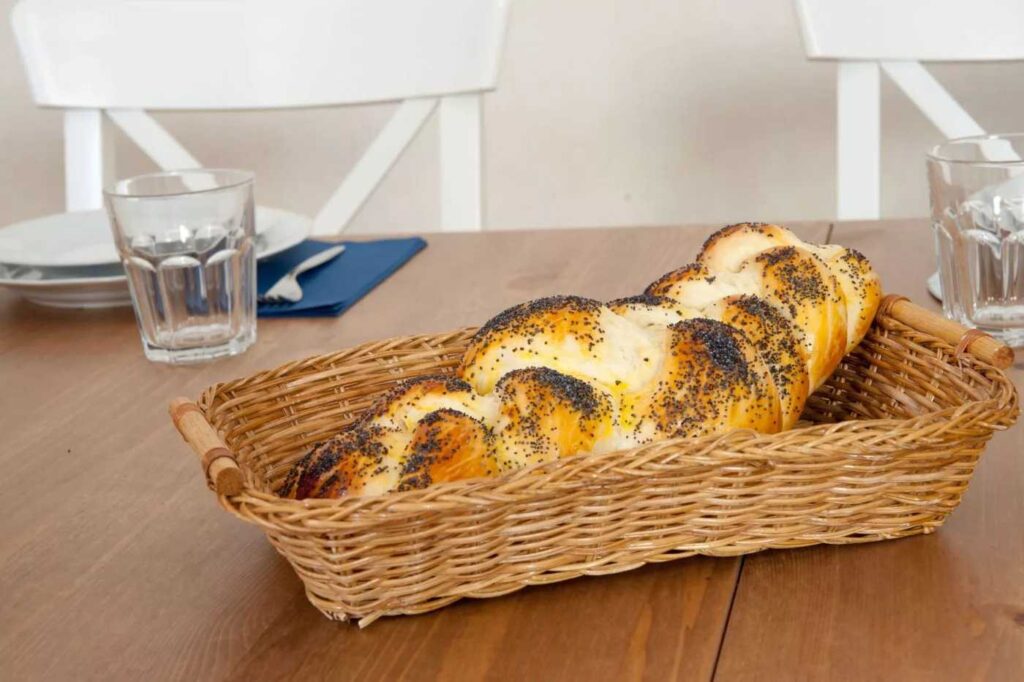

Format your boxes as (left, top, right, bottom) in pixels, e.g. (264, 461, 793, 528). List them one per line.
(467, 295, 604, 351)
(459, 295, 605, 393)
(700, 222, 793, 254)
(397, 409, 496, 491)
(361, 374, 490, 431)
(277, 425, 404, 499)
(704, 295, 809, 429)
(279, 221, 881, 500)
(645, 244, 847, 389)
(459, 295, 661, 395)
(493, 367, 615, 469)
(697, 223, 881, 352)
(607, 293, 699, 328)
(698, 223, 801, 272)
(606, 293, 674, 310)
(826, 247, 882, 351)
(645, 263, 712, 298)
(620, 318, 780, 443)
(749, 246, 847, 389)
(363, 375, 474, 419)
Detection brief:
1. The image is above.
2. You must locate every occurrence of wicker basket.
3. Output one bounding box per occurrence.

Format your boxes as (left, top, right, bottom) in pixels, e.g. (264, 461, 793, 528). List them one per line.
(170, 295, 1018, 626)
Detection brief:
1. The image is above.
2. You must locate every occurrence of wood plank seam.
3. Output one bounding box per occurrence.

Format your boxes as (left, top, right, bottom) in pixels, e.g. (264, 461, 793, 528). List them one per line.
(710, 556, 746, 682)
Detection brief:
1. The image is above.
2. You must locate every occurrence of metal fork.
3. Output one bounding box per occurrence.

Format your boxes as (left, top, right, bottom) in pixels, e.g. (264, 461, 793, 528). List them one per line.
(258, 244, 346, 304)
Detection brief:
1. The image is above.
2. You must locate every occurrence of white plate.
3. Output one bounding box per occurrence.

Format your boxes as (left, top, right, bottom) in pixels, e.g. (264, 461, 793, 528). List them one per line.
(0, 206, 310, 267)
(0, 262, 131, 307)
(0, 262, 127, 287)
(0, 208, 311, 308)
(253, 207, 312, 260)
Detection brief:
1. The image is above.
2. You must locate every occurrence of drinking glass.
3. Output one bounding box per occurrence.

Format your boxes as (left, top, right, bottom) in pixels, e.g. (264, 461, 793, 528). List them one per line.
(104, 169, 257, 363)
(928, 134, 1024, 347)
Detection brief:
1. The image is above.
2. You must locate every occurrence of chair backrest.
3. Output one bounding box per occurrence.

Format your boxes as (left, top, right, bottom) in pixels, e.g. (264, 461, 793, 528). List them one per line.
(795, 0, 1024, 62)
(792, 0, 1024, 220)
(11, 0, 512, 233)
(13, 0, 509, 109)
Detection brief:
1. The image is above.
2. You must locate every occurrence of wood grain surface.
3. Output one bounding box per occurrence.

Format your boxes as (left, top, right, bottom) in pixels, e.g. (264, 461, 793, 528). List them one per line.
(713, 220, 1024, 682)
(2, 220, 1020, 682)
(0, 222, 825, 682)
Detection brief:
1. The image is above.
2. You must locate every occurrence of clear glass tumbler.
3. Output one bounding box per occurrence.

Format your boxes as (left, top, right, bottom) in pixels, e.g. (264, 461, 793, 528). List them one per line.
(928, 134, 1024, 347)
(104, 169, 257, 364)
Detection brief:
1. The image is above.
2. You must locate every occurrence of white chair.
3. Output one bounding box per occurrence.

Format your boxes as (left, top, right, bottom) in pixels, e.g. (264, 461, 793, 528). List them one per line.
(11, 0, 511, 234)
(794, 0, 1024, 220)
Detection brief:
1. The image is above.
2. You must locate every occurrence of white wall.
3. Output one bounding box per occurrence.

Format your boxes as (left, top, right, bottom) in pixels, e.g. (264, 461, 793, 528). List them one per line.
(3, 0, 1024, 233)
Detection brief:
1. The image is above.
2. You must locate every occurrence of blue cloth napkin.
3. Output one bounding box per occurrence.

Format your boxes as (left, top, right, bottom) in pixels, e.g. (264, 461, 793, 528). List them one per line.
(257, 237, 426, 317)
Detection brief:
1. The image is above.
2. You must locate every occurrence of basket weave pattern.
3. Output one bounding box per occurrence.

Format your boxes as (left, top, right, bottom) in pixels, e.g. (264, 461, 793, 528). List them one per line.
(198, 308, 1018, 626)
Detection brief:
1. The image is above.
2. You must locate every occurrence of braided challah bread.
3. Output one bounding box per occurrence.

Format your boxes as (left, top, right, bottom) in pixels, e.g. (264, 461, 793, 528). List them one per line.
(279, 223, 881, 500)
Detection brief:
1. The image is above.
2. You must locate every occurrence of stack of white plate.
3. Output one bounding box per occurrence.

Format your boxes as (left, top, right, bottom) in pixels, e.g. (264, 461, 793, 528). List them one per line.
(0, 208, 310, 308)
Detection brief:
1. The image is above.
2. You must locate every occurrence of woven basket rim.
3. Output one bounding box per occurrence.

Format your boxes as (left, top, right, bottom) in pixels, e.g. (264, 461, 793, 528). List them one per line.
(197, 315, 1019, 517)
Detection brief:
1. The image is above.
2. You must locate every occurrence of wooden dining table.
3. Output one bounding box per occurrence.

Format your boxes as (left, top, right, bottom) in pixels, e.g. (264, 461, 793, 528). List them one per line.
(1, 218, 1020, 681)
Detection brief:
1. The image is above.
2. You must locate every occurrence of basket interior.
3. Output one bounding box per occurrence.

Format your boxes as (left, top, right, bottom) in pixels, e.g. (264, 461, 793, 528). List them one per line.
(200, 317, 1004, 496)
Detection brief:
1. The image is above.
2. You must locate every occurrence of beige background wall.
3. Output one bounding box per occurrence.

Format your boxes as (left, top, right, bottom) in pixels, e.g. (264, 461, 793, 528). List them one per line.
(2, 0, 1023, 234)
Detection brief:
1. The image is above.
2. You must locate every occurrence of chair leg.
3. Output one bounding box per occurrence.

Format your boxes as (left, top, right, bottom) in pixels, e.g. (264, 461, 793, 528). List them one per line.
(836, 61, 880, 221)
(439, 93, 483, 232)
(106, 109, 201, 170)
(64, 109, 114, 211)
(880, 61, 984, 141)
(312, 98, 437, 236)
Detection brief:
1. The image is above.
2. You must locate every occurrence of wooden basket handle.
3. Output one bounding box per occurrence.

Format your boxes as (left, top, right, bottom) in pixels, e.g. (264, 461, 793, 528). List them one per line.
(169, 397, 244, 496)
(879, 295, 1015, 369)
